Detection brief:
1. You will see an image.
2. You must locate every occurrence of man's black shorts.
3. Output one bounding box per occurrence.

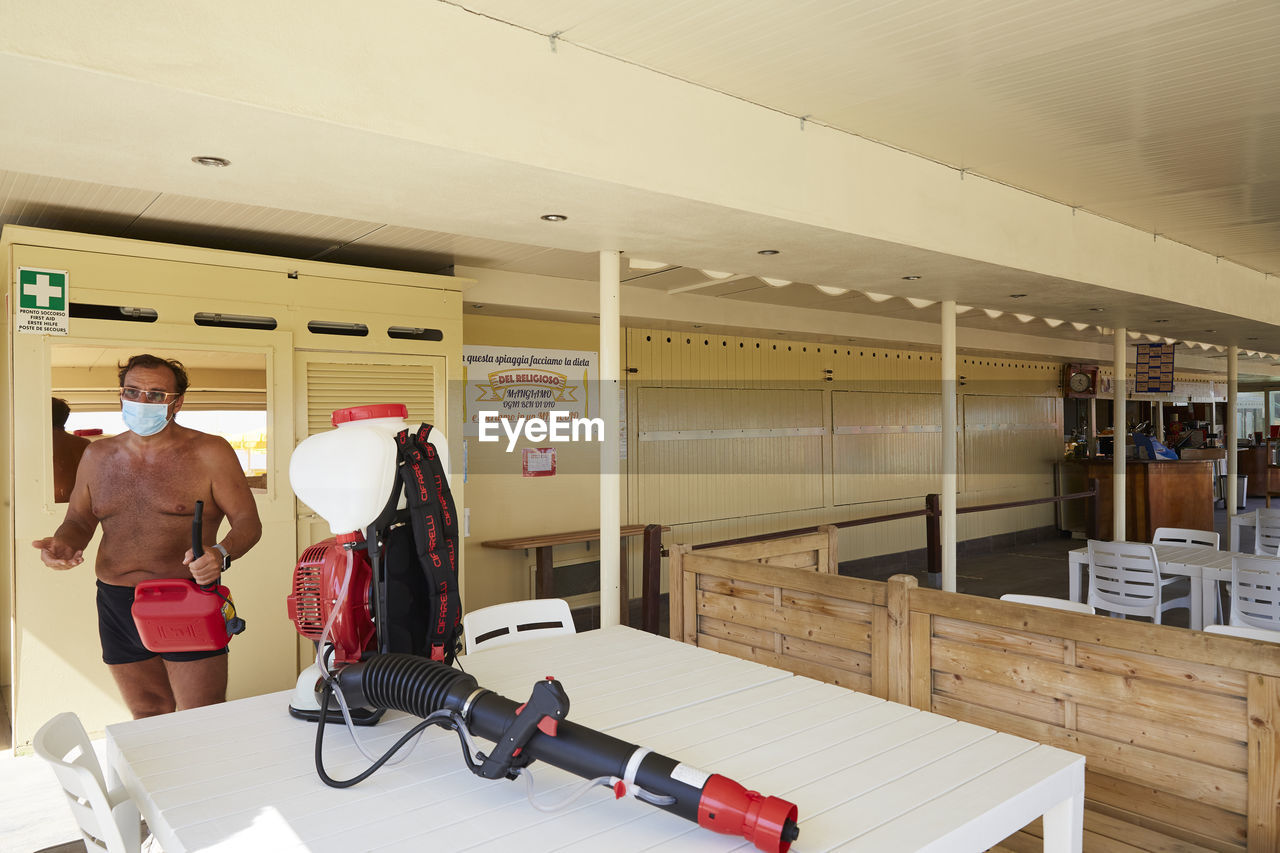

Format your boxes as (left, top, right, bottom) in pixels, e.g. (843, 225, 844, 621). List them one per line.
(96, 580, 229, 665)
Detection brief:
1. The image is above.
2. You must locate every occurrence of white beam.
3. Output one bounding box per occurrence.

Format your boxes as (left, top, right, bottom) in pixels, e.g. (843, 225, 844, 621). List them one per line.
(599, 250, 621, 628)
(1113, 328, 1127, 541)
(1087, 396, 1097, 458)
(1228, 346, 1238, 519)
(941, 301, 957, 592)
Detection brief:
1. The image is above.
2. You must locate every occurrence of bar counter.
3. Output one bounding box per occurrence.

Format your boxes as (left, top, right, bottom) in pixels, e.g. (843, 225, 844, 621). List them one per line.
(1061, 458, 1214, 541)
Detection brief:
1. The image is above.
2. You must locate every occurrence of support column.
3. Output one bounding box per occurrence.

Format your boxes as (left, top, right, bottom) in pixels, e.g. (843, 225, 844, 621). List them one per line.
(1228, 346, 1239, 519)
(1155, 402, 1164, 442)
(599, 250, 621, 627)
(1113, 329, 1127, 541)
(941, 301, 957, 592)
(1088, 396, 1097, 457)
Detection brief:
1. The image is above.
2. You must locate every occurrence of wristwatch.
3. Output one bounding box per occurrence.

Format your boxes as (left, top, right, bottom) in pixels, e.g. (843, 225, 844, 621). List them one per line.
(212, 543, 232, 572)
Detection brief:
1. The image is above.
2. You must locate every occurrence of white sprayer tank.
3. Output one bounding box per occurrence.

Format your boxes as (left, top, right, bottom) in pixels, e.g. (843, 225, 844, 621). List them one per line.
(289, 403, 450, 537)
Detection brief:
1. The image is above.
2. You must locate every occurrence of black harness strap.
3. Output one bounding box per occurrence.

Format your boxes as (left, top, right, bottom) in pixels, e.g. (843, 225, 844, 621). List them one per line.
(392, 425, 461, 662)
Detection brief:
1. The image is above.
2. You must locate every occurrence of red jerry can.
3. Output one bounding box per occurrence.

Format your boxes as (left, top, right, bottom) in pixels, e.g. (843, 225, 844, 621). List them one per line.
(131, 579, 241, 652)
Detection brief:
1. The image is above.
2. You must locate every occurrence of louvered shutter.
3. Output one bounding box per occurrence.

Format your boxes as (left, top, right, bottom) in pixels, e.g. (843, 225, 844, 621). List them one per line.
(303, 361, 436, 437)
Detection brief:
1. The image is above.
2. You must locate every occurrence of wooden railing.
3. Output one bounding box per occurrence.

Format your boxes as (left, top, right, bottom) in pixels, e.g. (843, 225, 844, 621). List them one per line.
(669, 541, 1280, 851)
(482, 524, 666, 632)
(690, 480, 1100, 582)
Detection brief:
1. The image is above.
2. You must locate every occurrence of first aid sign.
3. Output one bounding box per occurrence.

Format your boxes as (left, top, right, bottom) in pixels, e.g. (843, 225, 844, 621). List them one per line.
(17, 267, 69, 335)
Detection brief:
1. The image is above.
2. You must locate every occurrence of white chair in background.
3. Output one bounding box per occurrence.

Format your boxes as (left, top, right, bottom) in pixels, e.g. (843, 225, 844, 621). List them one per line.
(1152, 527, 1219, 549)
(1227, 555, 1280, 630)
(1153, 527, 1222, 621)
(999, 594, 1096, 614)
(1254, 508, 1280, 556)
(463, 597, 576, 654)
(1086, 540, 1189, 624)
(33, 712, 143, 853)
(1204, 624, 1280, 643)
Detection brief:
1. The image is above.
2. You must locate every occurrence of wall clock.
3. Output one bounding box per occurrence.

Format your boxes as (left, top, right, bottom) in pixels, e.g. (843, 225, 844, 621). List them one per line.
(1065, 364, 1097, 398)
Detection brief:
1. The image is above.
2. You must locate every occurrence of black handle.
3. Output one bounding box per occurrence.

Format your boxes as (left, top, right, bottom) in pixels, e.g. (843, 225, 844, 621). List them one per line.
(192, 501, 214, 591)
(192, 500, 204, 559)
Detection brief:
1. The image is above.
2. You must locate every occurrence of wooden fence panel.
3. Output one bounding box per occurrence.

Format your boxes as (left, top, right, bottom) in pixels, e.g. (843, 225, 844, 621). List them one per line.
(668, 544, 1280, 850)
(908, 579, 1279, 851)
(669, 534, 886, 696)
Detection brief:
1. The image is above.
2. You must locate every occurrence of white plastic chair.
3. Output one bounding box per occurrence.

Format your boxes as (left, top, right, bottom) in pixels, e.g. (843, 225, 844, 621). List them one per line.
(463, 598, 576, 654)
(1228, 555, 1280, 630)
(1254, 508, 1280, 556)
(1152, 527, 1220, 549)
(999, 594, 1095, 614)
(1152, 527, 1223, 621)
(1204, 624, 1280, 643)
(33, 712, 143, 853)
(1086, 540, 1189, 624)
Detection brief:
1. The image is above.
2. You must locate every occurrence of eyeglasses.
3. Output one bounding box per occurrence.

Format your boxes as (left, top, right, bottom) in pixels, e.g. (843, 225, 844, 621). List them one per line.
(119, 387, 182, 404)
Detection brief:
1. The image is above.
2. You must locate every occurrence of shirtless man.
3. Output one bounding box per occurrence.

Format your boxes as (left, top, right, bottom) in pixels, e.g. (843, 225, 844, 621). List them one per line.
(32, 354, 262, 718)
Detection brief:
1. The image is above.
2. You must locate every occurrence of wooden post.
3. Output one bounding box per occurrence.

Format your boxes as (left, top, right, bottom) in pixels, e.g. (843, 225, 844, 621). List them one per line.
(886, 573, 918, 705)
(667, 543, 687, 641)
(925, 494, 941, 582)
(909, 610, 933, 711)
(1247, 673, 1280, 851)
(821, 524, 840, 574)
(642, 524, 662, 633)
(535, 547, 554, 599)
(1087, 477, 1100, 541)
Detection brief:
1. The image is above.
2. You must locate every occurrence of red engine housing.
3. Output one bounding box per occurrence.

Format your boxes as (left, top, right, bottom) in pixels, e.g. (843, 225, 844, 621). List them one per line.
(286, 535, 375, 665)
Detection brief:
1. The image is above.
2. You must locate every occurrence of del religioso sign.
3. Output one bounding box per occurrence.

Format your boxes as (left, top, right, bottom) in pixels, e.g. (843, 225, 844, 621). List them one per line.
(462, 345, 598, 436)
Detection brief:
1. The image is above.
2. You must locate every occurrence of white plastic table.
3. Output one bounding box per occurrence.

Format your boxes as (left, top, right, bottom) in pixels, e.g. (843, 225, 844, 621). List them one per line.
(106, 626, 1084, 852)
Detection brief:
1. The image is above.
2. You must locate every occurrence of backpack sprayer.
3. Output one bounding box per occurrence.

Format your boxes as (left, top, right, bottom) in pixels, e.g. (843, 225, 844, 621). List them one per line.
(131, 500, 245, 652)
(288, 405, 800, 853)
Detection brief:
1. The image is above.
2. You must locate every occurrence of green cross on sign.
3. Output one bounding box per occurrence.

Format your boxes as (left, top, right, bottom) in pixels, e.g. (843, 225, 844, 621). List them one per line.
(19, 268, 67, 311)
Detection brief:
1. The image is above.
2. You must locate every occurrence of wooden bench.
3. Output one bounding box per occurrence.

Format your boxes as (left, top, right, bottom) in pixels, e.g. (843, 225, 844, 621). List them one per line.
(481, 524, 666, 631)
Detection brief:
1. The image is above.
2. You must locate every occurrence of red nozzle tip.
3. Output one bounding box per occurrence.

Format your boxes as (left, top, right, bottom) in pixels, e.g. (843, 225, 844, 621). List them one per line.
(698, 775, 799, 853)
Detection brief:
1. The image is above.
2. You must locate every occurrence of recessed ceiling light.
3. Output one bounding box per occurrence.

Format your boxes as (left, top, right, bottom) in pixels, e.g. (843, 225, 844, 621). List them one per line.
(1009, 293, 1027, 298)
(540, 213, 568, 222)
(1204, 329, 1216, 333)
(902, 275, 922, 280)
(757, 249, 780, 255)
(1153, 319, 1168, 323)
(1248, 336, 1260, 341)
(471, 304, 484, 309)
(1090, 307, 1105, 312)
(692, 324, 703, 328)
(191, 155, 231, 167)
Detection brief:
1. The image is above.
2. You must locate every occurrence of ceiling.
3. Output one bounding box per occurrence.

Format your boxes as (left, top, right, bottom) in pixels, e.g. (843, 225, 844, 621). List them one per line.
(1, 1, 1278, 372)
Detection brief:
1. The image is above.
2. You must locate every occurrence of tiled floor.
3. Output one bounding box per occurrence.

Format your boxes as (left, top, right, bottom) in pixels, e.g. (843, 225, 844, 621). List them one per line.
(0, 731, 96, 852)
(1, 499, 1260, 851)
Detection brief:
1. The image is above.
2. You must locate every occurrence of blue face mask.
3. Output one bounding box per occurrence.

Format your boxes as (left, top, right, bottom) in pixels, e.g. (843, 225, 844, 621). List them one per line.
(121, 400, 172, 436)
